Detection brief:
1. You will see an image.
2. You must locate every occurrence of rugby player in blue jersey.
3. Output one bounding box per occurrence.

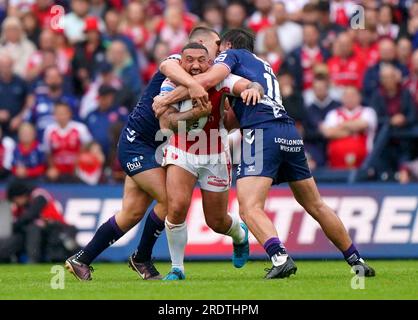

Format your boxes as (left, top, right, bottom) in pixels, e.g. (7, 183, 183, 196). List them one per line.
(154, 29, 375, 279)
(65, 27, 220, 281)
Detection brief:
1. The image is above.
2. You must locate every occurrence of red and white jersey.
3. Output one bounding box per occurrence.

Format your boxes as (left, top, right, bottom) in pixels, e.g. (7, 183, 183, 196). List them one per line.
(323, 106, 377, 152)
(161, 74, 243, 155)
(43, 121, 92, 174)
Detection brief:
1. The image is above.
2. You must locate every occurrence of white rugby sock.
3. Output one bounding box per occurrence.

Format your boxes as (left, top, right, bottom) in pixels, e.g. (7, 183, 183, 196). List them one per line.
(225, 213, 246, 244)
(165, 218, 187, 273)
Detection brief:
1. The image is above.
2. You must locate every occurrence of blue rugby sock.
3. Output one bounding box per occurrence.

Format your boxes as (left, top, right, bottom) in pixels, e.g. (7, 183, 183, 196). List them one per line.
(263, 237, 287, 259)
(133, 209, 165, 262)
(343, 243, 361, 265)
(76, 216, 125, 265)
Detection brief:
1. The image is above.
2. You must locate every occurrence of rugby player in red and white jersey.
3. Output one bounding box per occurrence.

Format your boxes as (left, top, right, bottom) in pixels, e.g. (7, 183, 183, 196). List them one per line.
(157, 42, 264, 280)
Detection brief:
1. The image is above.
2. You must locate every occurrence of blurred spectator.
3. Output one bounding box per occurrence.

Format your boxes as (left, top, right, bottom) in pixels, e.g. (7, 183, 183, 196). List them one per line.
(0, 179, 78, 263)
(248, 0, 274, 33)
(316, 0, 344, 51)
(0, 16, 36, 78)
(31, 0, 54, 29)
(397, 37, 412, 69)
(0, 54, 30, 135)
(21, 11, 41, 45)
(63, 0, 91, 44)
(278, 71, 304, 130)
(75, 141, 105, 185)
(258, 27, 283, 75)
(108, 121, 125, 183)
(85, 85, 128, 159)
(327, 32, 365, 98)
(377, 4, 399, 39)
(142, 40, 170, 85)
(8, 0, 36, 17)
(26, 29, 70, 82)
(285, 23, 330, 93)
(256, 2, 303, 55)
(27, 66, 79, 138)
(362, 38, 409, 104)
(371, 64, 415, 128)
(398, 159, 418, 184)
(90, 0, 108, 19)
(119, 3, 149, 54)
(11, 122, 46, 180)
(79, 62, 123, 119)
(304, 76, 340, 167)
(224, 1, 247, 32)
(202, 3, 223, 35)
(155, 0, 198, 36)
(158, 6, 189, 54)
(0, 127, 15, 180)
(300, 2, 319, 25)
(107, 40, 142, 100)
(370, 64, 416, 177)
(405, 49, 418, 107)
(330, 0, 358, 27)
(353, 27, 379, 69)
(105, 8, 138, 65)
(43, 101, 92, 182)
(321, 86, 377, 169)
(71, 16, 106, 95)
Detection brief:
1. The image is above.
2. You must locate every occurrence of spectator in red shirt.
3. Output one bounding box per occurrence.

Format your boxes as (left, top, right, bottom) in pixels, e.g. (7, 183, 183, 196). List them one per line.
(248, 0, 274, 34)
(120, 2, 150, 54)
(321, 86, 377, 169)
(158, 6, 189, 54)
(31, 0, 54, 29)
(202, 3, 224, 35)
(327, 32, 365, 98)
(353, 27, 379, 69)
(11, 122, 46, 180)
(43, 101, 92, 182)
(285, 23, 330, 92)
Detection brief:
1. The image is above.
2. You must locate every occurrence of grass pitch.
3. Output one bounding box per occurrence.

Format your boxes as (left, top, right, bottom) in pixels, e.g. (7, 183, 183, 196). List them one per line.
(0, 260, 417, 300)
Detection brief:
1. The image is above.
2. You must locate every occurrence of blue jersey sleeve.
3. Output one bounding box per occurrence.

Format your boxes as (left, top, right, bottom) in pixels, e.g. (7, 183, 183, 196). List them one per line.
(214, 49, 240, 72)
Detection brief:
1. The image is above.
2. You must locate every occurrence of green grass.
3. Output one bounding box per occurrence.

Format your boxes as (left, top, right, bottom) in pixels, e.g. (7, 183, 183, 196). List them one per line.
(0, 260, 417, 300)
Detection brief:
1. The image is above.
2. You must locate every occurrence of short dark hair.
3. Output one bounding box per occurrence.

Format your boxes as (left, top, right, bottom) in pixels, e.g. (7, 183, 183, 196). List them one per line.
(182, 42, 208, 53)
(220, 28, 255, 52)
(189, 26, 220, 41)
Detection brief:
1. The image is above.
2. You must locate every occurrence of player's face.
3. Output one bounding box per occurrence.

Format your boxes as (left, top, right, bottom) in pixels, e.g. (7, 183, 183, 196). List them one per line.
(201, 34, 221, 61)
(181, 49, 210, 75)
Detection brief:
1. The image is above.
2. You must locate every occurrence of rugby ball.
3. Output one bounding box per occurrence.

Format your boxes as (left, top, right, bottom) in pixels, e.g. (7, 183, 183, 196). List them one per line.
(176, 99, 208, 131)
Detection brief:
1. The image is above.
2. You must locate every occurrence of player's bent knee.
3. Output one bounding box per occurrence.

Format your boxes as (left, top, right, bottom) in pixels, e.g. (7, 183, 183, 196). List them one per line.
(206, 217, 228, 234)
(168, 200, 189, 220)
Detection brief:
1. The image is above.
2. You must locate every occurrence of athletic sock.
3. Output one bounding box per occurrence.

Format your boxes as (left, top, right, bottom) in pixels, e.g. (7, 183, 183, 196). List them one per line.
(343, 243, 361, 266)
(165, 219, 187, 273)
(76, 216, 125, 265)
(263, 237, 287, 259)
(133, 209, 165, 262)
(225, 213, 246, 244)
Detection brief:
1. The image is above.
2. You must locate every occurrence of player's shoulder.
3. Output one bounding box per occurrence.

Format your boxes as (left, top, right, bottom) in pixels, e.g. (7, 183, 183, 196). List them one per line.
(164, 53, 181, 61)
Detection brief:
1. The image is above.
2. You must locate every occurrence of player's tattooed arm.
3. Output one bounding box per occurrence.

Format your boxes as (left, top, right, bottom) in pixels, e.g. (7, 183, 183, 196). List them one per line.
(160, 59, 209, 104)
(159, 100, 213, 133)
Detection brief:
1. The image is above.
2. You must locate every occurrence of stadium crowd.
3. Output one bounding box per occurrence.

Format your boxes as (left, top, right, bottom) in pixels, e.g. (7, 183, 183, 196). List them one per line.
(0, 0, 418, 184)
